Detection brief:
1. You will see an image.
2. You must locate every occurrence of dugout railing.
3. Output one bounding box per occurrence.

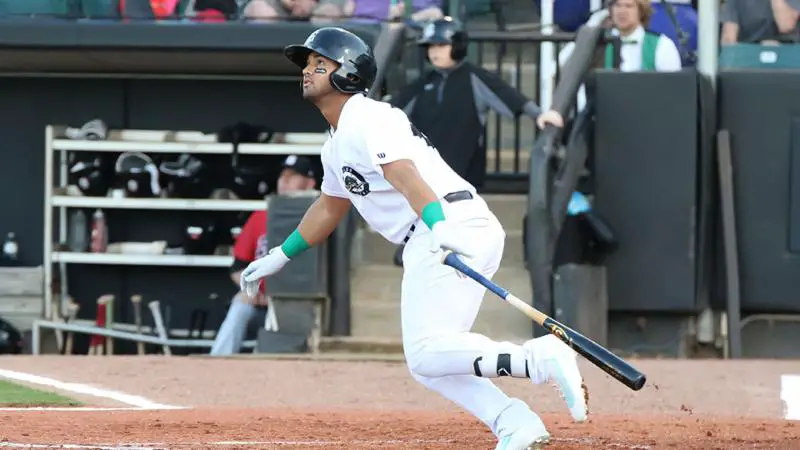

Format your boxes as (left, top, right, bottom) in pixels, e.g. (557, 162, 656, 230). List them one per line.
(524, 25, 611, 335)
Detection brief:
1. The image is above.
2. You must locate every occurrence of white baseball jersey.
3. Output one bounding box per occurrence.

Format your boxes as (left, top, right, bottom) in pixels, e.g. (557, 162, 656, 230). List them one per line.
(320, 93, 476, 244)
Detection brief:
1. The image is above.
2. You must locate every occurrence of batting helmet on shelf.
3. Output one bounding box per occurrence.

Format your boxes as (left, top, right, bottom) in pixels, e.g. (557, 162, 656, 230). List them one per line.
(68, 153, 113, 197)
(417, 17, 469, 61)
(284, 27, 378, 94)
(158, 154, 214, 199)
(217, 122, 283, 200)
(114, 152, 161, 198)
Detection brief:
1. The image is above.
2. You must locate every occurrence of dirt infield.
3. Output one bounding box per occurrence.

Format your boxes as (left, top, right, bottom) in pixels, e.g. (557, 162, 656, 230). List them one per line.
(0, 356, 798, 449)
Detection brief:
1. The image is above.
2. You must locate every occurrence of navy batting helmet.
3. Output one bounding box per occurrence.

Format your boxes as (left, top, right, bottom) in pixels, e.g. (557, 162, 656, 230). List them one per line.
(417, 17, 469, 61)
(284, 27, 378, 94)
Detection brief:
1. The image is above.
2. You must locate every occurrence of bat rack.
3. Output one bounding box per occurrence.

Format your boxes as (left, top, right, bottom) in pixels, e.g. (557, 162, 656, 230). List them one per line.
(40, 124, 326, 355)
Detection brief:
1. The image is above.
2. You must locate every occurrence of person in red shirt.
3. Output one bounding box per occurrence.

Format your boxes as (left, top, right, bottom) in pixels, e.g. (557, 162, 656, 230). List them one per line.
(210, 154, 320, 355)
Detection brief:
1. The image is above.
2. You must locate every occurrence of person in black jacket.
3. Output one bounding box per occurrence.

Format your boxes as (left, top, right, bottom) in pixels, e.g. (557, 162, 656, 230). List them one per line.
(388, 17, 563, 191)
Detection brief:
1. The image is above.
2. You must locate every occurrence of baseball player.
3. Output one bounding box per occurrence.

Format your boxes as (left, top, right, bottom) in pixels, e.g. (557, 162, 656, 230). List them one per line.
(240, 28, 588, 449)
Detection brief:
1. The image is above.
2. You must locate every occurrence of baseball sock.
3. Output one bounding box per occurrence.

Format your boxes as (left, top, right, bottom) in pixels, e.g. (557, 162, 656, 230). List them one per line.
(473, 342, 529, 379)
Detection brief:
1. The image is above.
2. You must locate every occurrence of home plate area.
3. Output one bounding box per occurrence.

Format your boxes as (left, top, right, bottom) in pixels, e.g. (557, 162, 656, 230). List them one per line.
(0, 357, 797, 449)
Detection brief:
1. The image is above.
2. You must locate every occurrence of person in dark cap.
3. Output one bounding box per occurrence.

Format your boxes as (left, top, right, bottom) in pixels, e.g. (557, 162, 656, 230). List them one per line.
(277, 154, 321, 193)
(210, 154, 320, 356)
(388, 16, 563, 191)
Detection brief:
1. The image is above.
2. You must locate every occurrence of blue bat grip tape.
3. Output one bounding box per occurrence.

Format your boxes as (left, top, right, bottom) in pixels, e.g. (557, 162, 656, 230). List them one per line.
(443, 253, 511, 300)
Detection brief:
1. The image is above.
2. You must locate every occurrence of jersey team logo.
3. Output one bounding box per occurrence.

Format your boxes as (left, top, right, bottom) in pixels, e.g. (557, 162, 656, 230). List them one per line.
(342, 166, 370, 196)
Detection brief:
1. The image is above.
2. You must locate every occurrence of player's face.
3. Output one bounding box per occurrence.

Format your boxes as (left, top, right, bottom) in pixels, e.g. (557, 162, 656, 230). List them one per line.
(302, 52, 337, 100)
(611, 0, 640, 33)
(427, 44, 455, 69)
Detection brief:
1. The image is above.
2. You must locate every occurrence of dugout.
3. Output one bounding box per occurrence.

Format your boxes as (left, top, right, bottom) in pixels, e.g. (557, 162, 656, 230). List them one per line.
(1, 20, 405, 354)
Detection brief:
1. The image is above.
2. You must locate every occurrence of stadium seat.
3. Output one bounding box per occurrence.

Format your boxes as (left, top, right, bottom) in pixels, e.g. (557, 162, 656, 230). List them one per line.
(720, 43, 800, 69)
(0, 0, 71, 17)
(80, 0, 120, 18)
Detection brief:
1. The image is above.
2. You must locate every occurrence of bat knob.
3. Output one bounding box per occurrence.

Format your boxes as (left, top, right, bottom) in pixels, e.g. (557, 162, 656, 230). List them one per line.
(440, 249, 453, 264)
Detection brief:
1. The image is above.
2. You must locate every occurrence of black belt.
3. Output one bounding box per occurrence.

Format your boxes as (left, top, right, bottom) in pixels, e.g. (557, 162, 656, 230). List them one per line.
(402, 190, 474, 243)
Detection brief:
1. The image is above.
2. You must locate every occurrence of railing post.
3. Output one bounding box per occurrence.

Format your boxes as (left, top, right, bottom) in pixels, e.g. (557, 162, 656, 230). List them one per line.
(539, 0, 556, 111)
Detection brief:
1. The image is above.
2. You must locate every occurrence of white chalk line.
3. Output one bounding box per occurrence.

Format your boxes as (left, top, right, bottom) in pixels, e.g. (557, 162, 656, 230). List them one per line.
(0, 407, 168, 412)
(0, 438, 653, 449)
(0, 369, 184, 410)
(782, 374, 800, 421)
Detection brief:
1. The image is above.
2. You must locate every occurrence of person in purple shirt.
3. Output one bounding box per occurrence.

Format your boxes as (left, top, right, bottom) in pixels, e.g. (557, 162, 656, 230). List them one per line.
(350, 0, 443, 23)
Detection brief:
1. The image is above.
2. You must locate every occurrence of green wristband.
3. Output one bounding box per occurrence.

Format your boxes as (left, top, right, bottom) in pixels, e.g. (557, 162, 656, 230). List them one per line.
(421, 201, 446, 229)
(281, 229, 311, 259)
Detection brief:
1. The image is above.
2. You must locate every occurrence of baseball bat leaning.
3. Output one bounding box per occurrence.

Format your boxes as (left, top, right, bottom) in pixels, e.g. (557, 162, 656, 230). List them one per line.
(148, 300, 172, 356)
(131, 295, 145, 356)
(64, 298, 80, 355)
(441, 251, 647, 392)
(99, 294, 115, 355)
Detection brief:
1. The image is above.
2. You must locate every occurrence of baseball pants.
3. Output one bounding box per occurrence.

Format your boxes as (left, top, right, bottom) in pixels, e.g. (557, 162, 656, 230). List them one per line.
(401, 195, 541, 438)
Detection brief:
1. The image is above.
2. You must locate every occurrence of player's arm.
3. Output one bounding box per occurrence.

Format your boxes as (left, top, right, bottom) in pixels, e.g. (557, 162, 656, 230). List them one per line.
(277, 155, 352, 259)
(470, 66, 563, 129)
(772, 0, 800, 34)
(287, 193, 351, 255)
(381, 159, 439, 219)
(720, 1, 740, 45)
(240, 167, 351, 294)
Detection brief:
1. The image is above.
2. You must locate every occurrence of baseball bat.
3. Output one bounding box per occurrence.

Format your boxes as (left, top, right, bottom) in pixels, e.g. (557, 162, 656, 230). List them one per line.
(131, 295, 145, 356)
(88, 297, 107, 355)
(148, 300, 172, 356)
(441, 251, 646, 391)
(63, 298, 80, 355)
(99, 294, 115, 355)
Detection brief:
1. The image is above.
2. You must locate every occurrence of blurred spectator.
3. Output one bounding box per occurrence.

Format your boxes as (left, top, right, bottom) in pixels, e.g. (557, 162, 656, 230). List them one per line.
(552, 0, 594, 32)
(604, 0, 682, 71)
(241, 0, 353, 22)
(118, 0, 237, 20)
(721, 0, 800, 45)
(648, 0, 697, 65)
(350, 0, 443, 23)
(210, 155, 320, 356)
(389, 17, 562, 190)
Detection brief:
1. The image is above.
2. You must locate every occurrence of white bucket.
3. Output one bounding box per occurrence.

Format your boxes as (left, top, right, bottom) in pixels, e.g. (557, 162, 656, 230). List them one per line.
(781, 374, 800, 420)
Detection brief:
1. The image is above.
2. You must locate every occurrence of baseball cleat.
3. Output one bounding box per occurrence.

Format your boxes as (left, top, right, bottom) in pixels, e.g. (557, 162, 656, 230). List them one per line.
(524, 334, 589, 423)
(495, 420, 550, 450)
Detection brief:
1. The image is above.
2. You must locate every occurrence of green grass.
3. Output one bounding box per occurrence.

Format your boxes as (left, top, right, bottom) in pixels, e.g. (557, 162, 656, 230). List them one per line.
(0, 380, 82, 407)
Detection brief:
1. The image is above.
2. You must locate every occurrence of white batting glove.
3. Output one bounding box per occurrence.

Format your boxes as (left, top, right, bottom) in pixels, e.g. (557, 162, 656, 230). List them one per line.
(430, 221, 475, 259)
(240, 246, 291, 297)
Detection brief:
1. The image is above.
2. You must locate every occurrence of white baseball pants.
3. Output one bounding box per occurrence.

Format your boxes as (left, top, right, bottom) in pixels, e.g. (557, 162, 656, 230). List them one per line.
(400, 196, 540, 437)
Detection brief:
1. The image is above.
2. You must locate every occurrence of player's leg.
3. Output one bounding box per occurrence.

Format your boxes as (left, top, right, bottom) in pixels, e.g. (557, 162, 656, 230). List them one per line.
(401, 222, 542, 438)
(210, 293, 259, 356)
(400, 204, 586, 442)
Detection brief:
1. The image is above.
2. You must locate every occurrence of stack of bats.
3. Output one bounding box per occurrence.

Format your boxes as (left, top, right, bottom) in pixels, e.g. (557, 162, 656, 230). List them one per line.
(61, 294, 173, 356)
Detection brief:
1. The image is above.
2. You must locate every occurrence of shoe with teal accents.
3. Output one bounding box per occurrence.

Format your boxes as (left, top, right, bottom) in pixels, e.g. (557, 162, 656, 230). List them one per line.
(524, 334, 589, 423)
(494, 420, 550, 450)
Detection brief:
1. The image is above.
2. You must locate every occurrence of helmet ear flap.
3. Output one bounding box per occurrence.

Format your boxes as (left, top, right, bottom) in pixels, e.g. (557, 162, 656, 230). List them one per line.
(330, 66, 365, 93)
(450, 32, 469, 61)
